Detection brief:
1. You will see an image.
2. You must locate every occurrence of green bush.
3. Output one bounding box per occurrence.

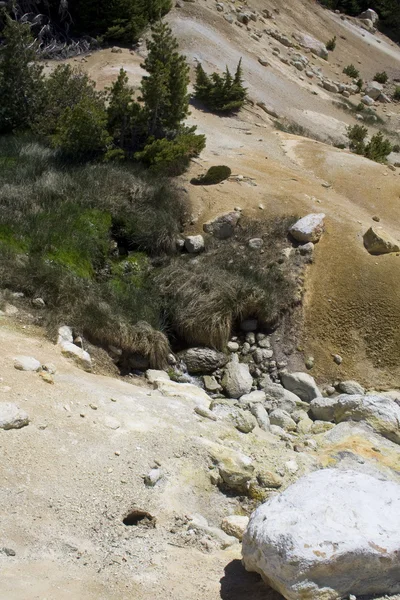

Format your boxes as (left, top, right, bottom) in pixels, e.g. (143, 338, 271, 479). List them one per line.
(326, 35, 337, 51)
(373, 71, 388, 84)
(134, 131, 206, 176)
(347, 124, 368, 154)
(393, 87, 400, 101)
(392, 144, 400, 153)
(191, 165, 232, 186)
(364, 131, 392, 162)
(52, 95, 112, 159)
(343, 64, 360, 78)
(194, 59, 247, 113)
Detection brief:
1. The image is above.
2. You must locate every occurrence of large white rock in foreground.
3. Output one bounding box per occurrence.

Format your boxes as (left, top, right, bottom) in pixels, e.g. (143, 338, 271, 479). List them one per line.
(242, 469, 400, 600)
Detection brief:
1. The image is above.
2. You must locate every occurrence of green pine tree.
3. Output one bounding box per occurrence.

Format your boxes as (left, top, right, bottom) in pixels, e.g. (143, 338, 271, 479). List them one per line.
(107, 68, 143, 155)
(194, 63, 212, 102)
(0, 19, 44, 133)
(140, 22, 190, 138)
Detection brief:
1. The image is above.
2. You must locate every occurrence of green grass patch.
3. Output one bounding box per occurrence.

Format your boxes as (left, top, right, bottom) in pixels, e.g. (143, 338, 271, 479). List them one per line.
(191, 165, 232, 186)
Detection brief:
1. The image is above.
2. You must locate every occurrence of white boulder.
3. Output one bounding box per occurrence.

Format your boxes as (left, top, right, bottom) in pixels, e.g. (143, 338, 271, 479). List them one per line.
(184, 235, 204, 254)
(14, 356, 41, 372)
(281, 371, 320, 402)
(59, 341, 92, 372)
(242, 469, 400, 600)
(289, 214, 325, 243)
(292, 32, 328, 60)
(222, 355, 253, 398)
(310, 394, 400, 444)
(365, 81, 383, 100)
(359, 8, 379, 25)
(0, 403, 29, 430)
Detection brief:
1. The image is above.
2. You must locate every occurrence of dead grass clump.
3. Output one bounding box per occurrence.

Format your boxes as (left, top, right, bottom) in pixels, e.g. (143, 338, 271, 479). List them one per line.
(156, 216, 299, 350)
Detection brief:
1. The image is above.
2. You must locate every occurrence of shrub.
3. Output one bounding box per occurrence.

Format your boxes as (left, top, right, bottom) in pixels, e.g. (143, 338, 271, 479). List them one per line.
(191, 165, 232, 186)
(326, 36, 337, 51)
(373, 71, 388, 84)
(134, 131, 206, 175)
(392, 144, 400, 153)
(347, 124, 368, 154)
(393, 87, 400, 101)
(194, 59, 247, 113)
(52, 95, 112, 159)
(364, 131, 392, 163)
(343, 64, 359, 78)
(155, 216, 299, 349)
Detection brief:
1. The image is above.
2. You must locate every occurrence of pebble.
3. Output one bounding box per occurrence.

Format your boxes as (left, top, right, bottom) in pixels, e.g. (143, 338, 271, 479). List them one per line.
(89, 403, 98, 410)
(1, 547, 16, 557)
(115, 450, 121, 456)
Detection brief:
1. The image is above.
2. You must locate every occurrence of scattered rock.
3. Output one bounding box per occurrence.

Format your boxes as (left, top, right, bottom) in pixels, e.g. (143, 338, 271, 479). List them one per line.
(0, 403, 29, 430)
(323, 81, 339, 93)
(154, 379, 211, 409)
(258, 57, 269, 67)
(363, 226, 400, 255)
(185, 235, 205, 253)
(359, 8, 379, 24)
(222, 355, 253, 398)
(59, 341, 92, 372)
(292, 32, 328, 59)
(333, 354, 342, 365)
(311, 420, 335, 434)
(250, 403, 270, 431)
(221, 515, 249, 541)
(188, 514, 238, 549)
(257, 470, 283, 489)
(144, 468, 163, 487)
(338, 380, 365, 395)
(1, 547, 16, 557)
(178, 347, 228, 374)
(269, 409, 297, 431)
(146, 369, 170, 384)
(248, 238, 263, 249)
(361, 95, 374, 106)
(289, 213, 325, 243)
(111, 46, 122, 53)
(212, 447, 254, 493)
(233, 409, 257, 433)
(203, 211, 241, 240)
(14, 356, 41, 372)
(310, 396, 337, 421)
(281, 371, 320, 402)
(32, 297, 45, 308)
(195, 405, 218, 421)
(227, 341, 240, 352)
(203, 375, 222, 393)
(242, 469, 400, 600)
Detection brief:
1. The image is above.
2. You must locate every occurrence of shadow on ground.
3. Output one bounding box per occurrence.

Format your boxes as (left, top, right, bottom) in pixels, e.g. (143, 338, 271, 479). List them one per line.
(220, 559, 283, 600)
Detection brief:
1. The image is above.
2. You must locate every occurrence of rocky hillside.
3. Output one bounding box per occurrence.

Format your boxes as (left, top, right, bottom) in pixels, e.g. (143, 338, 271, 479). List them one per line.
(3, 1, 400, 599)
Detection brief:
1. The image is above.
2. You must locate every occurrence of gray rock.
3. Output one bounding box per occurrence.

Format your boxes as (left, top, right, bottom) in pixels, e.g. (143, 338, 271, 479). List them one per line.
(258, 57, 270, 67)
(239, 390, 266, 407)
(250, 403, 270, 431)
(363, 226, 400, 255)
(310, 396, 337, 421)
(378, 92, 391, 103)
(261, 380, 300, 414)
(203, 211, 241, 240)
(188, 515, 238, 549)
(292, 32, 328, 59)
(0, 403, 29, 430)
(298, 241, 314, 255)
(224, 13, 234, 24)
(178, 347, 228, 374)
(365, 81, 383, 100)
(361, 95, 375, 106)
(233, 409, 257, 433)
(195, 405, 218, 421)
(221, 515, 249, 540)
(222, 355, 253, 398)
(32, 297, 45, 308)
(257, 470, 283, 488)
(359, 8, 379, 24)
(338, 380, 365, 395)
(203, 375, 222, 393)
(59, 341, 92, 372)
(14, 356, 41, 372)
(323, 81, 339, 93)
(215, 450, 254, 493)
(281, 371, 320, 402)
(185, 235, 205, 253)
(145, 369, 170, 383)
(289, 213, 325, 243)
(248, 238, 263, 249)
(144, 468, 163, 487)
(269, 409, 297, 431)
(227, 341, 240, 352)
(242, 469, 400, 600)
